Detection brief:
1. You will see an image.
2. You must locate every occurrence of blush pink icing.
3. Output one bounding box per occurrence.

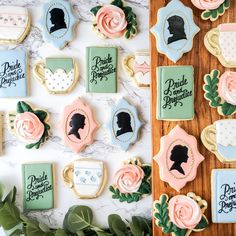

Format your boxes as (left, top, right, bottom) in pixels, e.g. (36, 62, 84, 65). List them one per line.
(168, 195, 202, 229)
(96, 5, 127, 39)
(191, 0, 224, 10)
(14, 112, 44, 144)
(218, 71, 236, 106)
(134, 62, 150, 75)
(114, 164, 144, 193)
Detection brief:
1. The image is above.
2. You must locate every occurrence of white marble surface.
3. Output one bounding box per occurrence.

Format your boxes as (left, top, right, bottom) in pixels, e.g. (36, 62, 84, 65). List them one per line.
(0, 0, 151, 233)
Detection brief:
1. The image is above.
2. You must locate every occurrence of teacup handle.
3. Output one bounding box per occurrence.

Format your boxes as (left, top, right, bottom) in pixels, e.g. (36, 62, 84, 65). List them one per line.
(33, 61, 45, 84)
(205, 28, 221, 56)
(201, 125, 217, 152)
(123, 55, 135, 77)
(62, 163, 74, 188)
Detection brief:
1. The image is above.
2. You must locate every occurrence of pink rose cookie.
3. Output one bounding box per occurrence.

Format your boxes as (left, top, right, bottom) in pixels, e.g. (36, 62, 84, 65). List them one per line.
(154, 126, 204, 192)
(7, 101, 50, 149)
(153, 192, 209, 236)
(60, 97, 99, 153)
(90, 0, 138, 39)
(191, 0, 230, 21)
(109, 157, 151, 203)
(203, 69, 236, 116)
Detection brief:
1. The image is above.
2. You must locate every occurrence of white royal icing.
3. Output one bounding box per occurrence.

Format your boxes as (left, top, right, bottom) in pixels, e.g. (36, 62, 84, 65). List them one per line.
(0, 6, 28, 41)
(216, 120, 236, 146)
(45, 69, 74, 92)
(219, 32, 236, 62)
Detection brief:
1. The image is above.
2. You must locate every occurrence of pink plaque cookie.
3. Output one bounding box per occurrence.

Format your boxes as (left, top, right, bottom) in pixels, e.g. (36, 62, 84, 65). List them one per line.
(61, 98, 99, 153)
(154, 125, 204, 192)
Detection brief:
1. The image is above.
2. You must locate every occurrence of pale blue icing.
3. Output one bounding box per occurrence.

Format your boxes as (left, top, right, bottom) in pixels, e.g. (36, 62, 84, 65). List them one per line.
(217, 144, 236, 161)
(0, 49, 27, 98)
(212, 169, 236, 223)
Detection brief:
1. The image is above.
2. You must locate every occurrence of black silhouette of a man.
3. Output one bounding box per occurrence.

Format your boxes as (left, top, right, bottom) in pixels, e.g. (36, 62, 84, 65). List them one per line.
(116, 112, 133, 137)
(169, 145, 189, 175)
(167, 15, 187, 45)
(68, 113, 86, 140)
(49, 8, 67, 34)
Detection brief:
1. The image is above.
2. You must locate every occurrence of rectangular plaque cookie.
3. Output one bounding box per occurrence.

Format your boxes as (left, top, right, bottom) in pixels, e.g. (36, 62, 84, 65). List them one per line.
(22, 163, 54, 210)
(86, 47, 117, 93)
(156, 66, 194, 120)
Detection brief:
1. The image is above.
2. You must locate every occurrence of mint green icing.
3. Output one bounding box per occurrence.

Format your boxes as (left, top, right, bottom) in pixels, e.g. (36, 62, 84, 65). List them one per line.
(46, 58, 73, 73)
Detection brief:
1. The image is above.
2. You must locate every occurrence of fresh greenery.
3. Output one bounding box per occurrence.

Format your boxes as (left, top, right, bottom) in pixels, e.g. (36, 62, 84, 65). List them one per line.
(153, 195, 208, 236)
(16, 101, 50, 149)
(201, 0, 230, 21)
(203, 69, 236, 116)
(0, 184, 152, 236)
(90, 0, 138, 39)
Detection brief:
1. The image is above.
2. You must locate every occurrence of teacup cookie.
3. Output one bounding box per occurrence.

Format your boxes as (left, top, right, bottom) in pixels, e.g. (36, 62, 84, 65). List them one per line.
(107, 98, 142, 151)
(154, 126, 204, 192)
(90, 0, 138, 39)
(205, 24, 236, 68)
(109, 157, 151, 203)
(150, 0, 200, 63)
(153, 192, 208, 236)
(40, 0, 77, 49)
(0, 49, 28, 98)
(7, 101, 51, 149)
(201, 119, 236, 163)
(212, 169, 236, 223)
(203, 70, 236, 116)
(156, 66, 194, 120)
(123, 50, 150, 87)
(62, 158, 107, 199)
(33, 57, 79, 94)
(0, 6, 30, 45)
(86, 47, 117, 93)
(22, 163, 54, 210)
(61, 97, 99, 153)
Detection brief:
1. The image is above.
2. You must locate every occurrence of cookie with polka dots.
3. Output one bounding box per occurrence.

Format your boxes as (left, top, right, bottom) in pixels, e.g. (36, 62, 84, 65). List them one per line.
(33, 57, 79, 95)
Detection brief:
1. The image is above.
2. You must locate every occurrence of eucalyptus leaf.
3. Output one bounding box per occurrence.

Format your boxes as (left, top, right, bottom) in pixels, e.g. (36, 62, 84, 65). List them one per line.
(131, 216, 152, 235)
(108, 214, 127, 236)
(55, 229, 67, 236)
(39, 222, 50, 232)
(4, 186, 17, 203)
(0, 183, 4, 202)
(9, 229, 23, 236)
(25, 223, 47, 236)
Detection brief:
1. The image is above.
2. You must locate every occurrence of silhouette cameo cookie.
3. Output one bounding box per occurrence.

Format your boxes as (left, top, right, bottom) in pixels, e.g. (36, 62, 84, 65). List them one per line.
(153, 192, 209, 236)
(154, 125, 204, 192)
(107, 98, 142, 151)
(151, 0, 200, 63)
(40, 0, 77, 49)
(61, 98, 99, 153)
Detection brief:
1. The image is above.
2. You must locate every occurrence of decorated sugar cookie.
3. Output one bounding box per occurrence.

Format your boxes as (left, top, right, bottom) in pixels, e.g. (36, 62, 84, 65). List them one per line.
(22, 163, 54, 210)
(0, 6, 30, 45)
(61, 98, 99, 153)
(0, 50, 28, 98)
(40, 0, 77, 49)
(191, 0, 230, 21)
(107, 98, 142, 151)
(63, 158, 107, 199)
(7, 101, 50, 149)
(212, 169, 236, 223)
(156, 66, 194, 120)
(33, 57, 79, 94)
(90, 0, 138, 40)
(109, 157, 151, 203)
(201, 119, 236, 163)
(153, 192, 208, 236)
(123, 50, 150, 87)
(203, 70, 236, 116)
(150, 0, 200, 63)
(205, 24, 236, 68)
(154, 126, 204, 192)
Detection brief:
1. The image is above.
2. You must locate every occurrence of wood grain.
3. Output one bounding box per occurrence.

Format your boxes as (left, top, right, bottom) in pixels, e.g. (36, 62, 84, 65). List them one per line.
(150, 0, 236, 235)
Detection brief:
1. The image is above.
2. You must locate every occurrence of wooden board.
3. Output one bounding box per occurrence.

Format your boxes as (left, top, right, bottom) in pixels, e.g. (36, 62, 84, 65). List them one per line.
(150, 0, 236, 235)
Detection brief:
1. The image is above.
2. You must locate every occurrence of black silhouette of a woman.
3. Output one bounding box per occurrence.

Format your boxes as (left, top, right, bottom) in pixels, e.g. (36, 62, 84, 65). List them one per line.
(169, 145, 189, 175)
(116, 112, 133, 137)
(49, 8, 67, 34)
(68, 113, 86, 140)
(167, 15, 187, 45)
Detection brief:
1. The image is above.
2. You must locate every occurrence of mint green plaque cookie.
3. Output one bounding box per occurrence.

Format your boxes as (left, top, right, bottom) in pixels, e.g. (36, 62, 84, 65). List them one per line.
(22, 163, 54, 210)
(86, 47, 117, 93)
(157, 66, 194, 120)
